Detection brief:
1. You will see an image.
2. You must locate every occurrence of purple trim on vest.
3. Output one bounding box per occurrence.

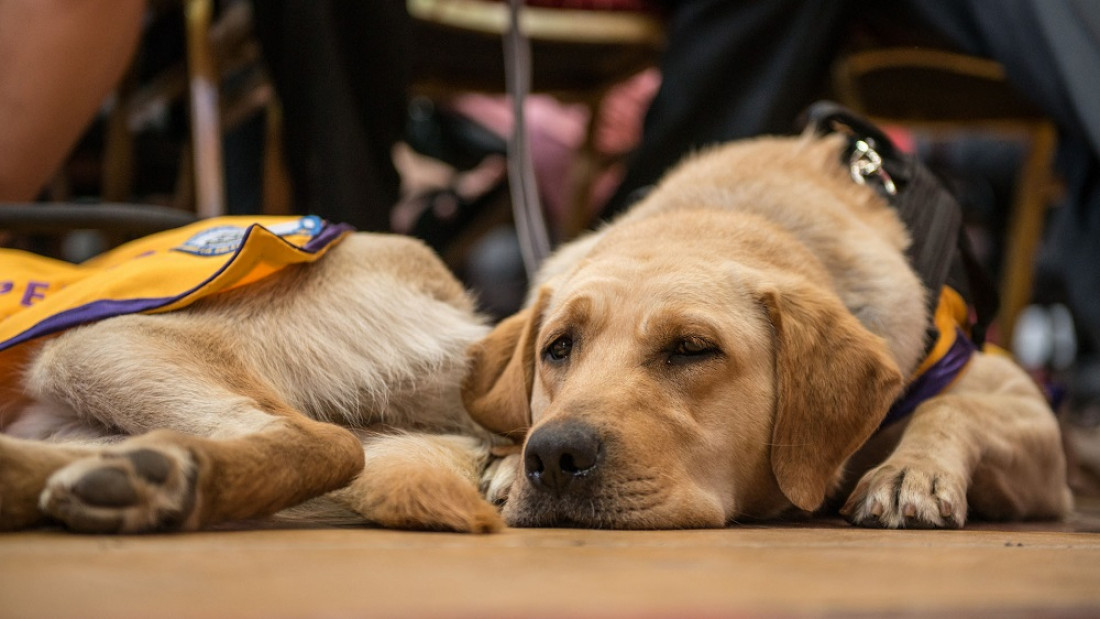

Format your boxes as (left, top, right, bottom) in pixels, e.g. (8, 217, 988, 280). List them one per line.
(303, 221, 354, 252)
(5, 296, 187, 351)
(0, 220, 354, 352)
(878, 327, 976, 431)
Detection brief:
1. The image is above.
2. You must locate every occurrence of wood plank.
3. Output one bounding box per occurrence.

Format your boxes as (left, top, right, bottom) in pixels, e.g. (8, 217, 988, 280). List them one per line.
(2, 521, 1098, 617)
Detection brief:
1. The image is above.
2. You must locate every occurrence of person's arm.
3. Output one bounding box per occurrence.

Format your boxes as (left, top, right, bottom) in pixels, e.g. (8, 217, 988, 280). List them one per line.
(0, 0, 145, 201)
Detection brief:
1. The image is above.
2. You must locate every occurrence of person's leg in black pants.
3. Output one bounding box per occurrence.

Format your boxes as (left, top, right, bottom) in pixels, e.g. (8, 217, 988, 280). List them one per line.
(251, 0, 409, 232)
(601, 0, 851, 217)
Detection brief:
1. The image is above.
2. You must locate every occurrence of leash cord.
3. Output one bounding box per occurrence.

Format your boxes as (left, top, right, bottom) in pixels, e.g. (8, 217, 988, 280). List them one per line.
(504, 0, 553, 279)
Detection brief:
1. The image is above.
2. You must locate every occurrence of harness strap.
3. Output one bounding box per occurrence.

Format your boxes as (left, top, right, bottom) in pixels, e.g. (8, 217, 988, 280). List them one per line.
(802, 101, 999, 348)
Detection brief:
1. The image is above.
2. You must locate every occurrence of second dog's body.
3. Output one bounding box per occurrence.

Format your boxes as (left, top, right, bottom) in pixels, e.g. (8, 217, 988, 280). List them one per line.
(1, 230, 508, 533)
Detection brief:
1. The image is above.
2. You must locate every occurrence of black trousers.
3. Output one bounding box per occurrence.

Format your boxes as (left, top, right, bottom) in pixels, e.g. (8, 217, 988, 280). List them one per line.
(251, 0, 410, 232)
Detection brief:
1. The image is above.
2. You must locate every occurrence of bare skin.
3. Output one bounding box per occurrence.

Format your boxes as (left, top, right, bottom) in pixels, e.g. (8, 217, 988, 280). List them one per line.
(0, 0, 144, 200)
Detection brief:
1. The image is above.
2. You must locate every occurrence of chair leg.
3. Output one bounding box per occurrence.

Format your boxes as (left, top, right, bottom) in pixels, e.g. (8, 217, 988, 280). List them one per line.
(563, 94, 612, 239)
(262, 101, 292, 215)
(184, 0, 225, 218)
(999, 122, 1057, 348)
(102, 66, 137, 204)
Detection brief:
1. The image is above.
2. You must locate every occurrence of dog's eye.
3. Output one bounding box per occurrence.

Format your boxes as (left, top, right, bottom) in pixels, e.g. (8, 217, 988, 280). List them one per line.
(544, 336, 573, 362)
(667, 337, 720, 365)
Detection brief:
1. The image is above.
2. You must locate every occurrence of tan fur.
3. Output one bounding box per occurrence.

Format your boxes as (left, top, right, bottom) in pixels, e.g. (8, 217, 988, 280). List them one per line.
(1, 233, 505, 533)
(330, 433, 504, 533)
(465, 134, 1073, 529)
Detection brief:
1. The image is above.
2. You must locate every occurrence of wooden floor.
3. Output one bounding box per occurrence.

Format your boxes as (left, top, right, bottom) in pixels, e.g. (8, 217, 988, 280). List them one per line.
(3, 503, 1100, 618)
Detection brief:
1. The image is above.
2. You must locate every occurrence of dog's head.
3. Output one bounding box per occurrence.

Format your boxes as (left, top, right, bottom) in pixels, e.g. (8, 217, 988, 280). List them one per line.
(463, 205, 905, 528)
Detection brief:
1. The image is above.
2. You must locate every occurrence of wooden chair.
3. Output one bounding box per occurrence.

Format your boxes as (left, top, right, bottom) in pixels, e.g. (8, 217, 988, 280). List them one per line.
(95, 0, 283, 219)
(833, 47, 1059, 348)
(161, 0, 284, 218)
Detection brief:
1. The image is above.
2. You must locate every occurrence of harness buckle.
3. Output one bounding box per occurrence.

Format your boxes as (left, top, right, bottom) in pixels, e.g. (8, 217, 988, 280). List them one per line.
(849, 139, 897, 196)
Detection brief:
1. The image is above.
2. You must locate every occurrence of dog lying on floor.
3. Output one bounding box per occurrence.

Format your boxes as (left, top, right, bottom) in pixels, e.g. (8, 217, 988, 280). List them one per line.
(462, 131, 1073, 529)
(0, 219, 511, 533)
(0, 131, 1073, 534)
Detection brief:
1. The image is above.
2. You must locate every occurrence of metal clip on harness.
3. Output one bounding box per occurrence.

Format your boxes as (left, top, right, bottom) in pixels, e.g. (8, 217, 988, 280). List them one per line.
(849, 139, 897, 196)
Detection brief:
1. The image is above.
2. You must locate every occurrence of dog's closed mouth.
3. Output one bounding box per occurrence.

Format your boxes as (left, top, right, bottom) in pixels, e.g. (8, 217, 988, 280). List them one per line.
(505, 471, 671, 529)
(506, 493, 664, 529)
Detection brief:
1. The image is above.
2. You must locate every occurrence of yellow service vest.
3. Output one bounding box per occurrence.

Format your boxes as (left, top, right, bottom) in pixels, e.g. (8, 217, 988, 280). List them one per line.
(0, 215, 351, 356)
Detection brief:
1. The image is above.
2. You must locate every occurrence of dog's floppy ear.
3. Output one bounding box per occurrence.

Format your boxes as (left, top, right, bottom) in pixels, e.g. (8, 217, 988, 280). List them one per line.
(462, 288, 551, 440)
(759, 278, 904, 511)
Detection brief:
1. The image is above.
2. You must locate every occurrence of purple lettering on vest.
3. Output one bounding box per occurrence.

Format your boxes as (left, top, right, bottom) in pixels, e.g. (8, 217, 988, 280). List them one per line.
(21, 281, 49, 306)
(0, 281, 12, 295)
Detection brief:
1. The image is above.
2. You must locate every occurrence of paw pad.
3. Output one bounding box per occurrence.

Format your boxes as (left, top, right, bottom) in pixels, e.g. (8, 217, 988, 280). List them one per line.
(71, 467, 139, 508)
(40, 446, 196, 533)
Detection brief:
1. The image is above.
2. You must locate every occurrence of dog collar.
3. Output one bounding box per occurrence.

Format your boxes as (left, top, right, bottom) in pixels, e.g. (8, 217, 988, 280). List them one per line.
(879, 286, 977, 430)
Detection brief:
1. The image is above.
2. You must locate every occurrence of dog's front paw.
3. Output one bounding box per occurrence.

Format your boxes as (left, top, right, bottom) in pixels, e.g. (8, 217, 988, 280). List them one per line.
(338, 468, 504, 534)
(481, 452, 520, 507)
(840, 459, 967, 529)
(40, 445, 198, 533)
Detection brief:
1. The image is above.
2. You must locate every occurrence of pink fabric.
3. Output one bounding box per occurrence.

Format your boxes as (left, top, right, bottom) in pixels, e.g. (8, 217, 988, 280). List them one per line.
(450, 94, 587, 224)
(448, 69, 660, 227)
(884, 126, 916, 154)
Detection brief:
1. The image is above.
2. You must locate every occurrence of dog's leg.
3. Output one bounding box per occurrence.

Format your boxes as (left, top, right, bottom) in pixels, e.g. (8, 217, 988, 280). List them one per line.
(36, 420, 364, 533)
(1, 396, 134, 530)
(0, 435, 94, 530)
(329, 433, 511, 533)
(12, 317, 365, 533)
(842, 354, 1073, 528)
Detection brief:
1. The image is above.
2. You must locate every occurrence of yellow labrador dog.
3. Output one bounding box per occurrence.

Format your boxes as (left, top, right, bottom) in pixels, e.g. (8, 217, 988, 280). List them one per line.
(0, 231, 508, 533)
(463, 133, 1073, 529)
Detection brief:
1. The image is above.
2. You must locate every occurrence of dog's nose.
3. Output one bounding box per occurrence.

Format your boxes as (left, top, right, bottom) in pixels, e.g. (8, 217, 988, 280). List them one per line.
(524, 420, 601, 494)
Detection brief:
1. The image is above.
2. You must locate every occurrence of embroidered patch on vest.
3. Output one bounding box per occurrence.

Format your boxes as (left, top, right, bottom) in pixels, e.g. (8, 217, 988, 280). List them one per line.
(175, 215, 323, 256)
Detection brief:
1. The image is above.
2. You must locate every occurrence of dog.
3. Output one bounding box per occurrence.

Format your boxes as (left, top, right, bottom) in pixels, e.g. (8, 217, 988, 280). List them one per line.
(462, 132, 1074, 529)
(0, 220, 514, 533)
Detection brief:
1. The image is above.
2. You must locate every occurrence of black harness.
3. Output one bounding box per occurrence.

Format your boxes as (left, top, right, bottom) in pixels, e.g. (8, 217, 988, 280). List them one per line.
(802, 101, 999, 350)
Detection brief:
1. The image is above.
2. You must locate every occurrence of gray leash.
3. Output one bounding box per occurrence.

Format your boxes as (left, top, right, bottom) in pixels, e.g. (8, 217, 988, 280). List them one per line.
(503, 0, 552, 278)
